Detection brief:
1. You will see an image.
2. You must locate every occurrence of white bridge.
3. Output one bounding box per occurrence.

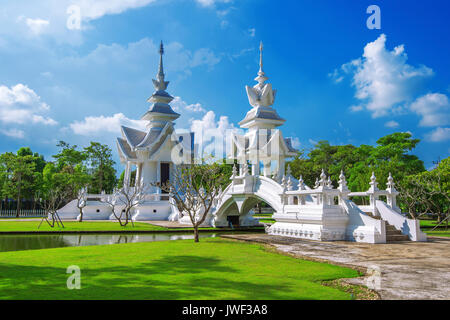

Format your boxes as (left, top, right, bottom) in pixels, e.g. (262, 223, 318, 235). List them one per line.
(207, 167, 427, 244)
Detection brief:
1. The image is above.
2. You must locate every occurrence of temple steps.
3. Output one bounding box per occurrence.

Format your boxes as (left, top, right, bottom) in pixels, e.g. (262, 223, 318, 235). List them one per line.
(386, 224, 410, 242)
(364, 212, 410, 241)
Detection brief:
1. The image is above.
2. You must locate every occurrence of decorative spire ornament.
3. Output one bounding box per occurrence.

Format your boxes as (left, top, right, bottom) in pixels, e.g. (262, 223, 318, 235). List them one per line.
(231, 164, 237, 179)
(314, 177, 319, 189)
(386, 172, 397, 192)
(287, 176, 293, 191)
(245, 41, 276, 108)
(369, 171, 379, 190)
(326, 176, 333, 189)
(142, 40, 180, 126)
(319, 169, 327, 187)
(298, 175, 305, 190)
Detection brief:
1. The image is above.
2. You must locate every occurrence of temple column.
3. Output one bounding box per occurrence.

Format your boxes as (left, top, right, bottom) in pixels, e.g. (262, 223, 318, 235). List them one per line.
(278, 156, 285, 179)
(252, 160, 260, 176)
(156, 161, 161, 185)
(124, 162, 131, 188)
(263, 160, 271, 177)
(135, 163, 142, 187)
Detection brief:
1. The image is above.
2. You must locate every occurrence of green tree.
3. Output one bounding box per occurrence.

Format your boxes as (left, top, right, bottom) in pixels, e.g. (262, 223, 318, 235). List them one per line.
(0, 152, 37, 217)
(84, 142, 117, 194)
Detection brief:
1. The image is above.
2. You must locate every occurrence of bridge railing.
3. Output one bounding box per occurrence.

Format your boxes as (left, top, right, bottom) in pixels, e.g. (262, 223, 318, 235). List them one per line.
(278, 171, 400, 216)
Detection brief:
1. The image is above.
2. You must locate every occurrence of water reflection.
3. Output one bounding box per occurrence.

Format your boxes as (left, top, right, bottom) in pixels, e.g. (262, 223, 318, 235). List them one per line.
(0, 233, 217, 252)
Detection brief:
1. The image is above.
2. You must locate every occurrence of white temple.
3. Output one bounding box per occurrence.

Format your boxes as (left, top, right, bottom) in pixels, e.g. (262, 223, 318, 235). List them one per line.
(56, 41, 427, 243)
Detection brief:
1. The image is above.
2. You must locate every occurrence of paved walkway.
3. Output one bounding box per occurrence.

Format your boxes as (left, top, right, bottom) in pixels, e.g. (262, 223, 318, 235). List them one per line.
(221, 233, 450, 300)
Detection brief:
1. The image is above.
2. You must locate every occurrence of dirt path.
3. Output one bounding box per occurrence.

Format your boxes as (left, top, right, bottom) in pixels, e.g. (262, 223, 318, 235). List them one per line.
(221, 234, 450, 300)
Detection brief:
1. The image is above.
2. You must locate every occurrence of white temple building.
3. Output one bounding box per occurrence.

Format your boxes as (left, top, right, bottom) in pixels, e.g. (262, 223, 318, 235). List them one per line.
(57, 41, 427, 244)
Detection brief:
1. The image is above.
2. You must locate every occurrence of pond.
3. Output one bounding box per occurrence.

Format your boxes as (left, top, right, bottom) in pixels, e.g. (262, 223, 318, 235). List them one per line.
(0, 233, 218, 252)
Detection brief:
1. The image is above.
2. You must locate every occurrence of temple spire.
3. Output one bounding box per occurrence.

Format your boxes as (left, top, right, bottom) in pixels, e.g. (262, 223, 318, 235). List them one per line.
(157, 41, 165, 82)
(142, 40, 179, 127)
(255, 41, 268, 87)
(258, 41, 264, 75)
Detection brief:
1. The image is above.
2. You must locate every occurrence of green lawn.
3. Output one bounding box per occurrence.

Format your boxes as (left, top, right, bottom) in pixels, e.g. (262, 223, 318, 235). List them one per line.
(258, 218, 275, 224)
(0, 221, 167, 232)
(424, 230, 450, 238)
(0, 238, 360, 300)
(419, 219, 449, 228)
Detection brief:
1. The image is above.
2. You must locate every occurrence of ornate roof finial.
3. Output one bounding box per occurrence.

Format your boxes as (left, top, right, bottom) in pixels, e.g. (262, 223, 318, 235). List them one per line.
(254, 40, 268, 88)
(258, 41, 264, 75)
(157, 41, 165, 82)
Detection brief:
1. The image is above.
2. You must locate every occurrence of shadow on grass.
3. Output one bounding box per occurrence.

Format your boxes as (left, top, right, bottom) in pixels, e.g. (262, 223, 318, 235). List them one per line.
(0, 254, 307, 300)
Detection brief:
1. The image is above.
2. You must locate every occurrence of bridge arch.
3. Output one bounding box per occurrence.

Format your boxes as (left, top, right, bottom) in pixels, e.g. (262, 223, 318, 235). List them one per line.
(213, 176, 283, 227)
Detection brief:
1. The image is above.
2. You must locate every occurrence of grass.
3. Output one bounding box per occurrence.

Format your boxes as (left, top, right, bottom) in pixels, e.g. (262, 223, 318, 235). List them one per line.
(0, 221, 167, 232)
(0, 237, 361, 300)
(252, 213, 273, 217)
(424, 230, 450, 238)
(258, 218, 275, 224)
(0, 220, 264, 233)
(419, 219, 450, 237)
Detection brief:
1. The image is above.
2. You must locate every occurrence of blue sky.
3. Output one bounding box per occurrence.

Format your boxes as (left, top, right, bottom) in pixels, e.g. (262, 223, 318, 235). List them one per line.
(0, 0, 449, 170)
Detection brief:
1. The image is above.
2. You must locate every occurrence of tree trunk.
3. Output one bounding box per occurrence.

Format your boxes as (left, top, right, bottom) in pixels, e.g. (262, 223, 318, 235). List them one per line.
(16, 189, 21, 218)
(194, 225, 199, 242)
(79, 207, 83, 222)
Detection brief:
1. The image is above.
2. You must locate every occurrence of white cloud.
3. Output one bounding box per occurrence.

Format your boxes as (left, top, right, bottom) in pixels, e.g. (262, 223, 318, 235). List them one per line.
(171, 96, 206, 113)
(190, 110, 234, 138)
(74, 0, 156, 20)
(1, 128, 25, 139)
(290, 137, 301, 149)
(24, 18, 50, 35)
(349, 105, 363, 112)
(63, 38, 221, 77)
(189, 110, 235, 158)
(0, 84, 57, 126)
(195, 0, 231, 7)
(425, 127, 450, 142)
(385, 120, 399, 128)
(69, 113, 146, 136)
(409, 93, 450, 127)
(333, 34, 433, 118)
(190, 48, 221, 69)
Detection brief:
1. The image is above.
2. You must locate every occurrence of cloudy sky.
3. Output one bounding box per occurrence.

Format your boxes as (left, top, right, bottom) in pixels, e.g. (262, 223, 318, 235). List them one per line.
(0, 0, 449, 170)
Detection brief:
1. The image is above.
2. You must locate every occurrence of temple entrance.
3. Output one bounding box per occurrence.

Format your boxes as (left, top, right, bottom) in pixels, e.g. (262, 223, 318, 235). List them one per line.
(227, 215, 240, 228)
(160, 163, 170, 193)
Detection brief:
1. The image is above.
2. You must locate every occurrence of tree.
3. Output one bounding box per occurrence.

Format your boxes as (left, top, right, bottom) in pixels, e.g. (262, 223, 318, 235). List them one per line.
(160, 162, 227, 242)
(102, 183, 148, 226)
(53, 141, 87, 173)
(38, 184, 71, 229)
(397, 157, 450, 221)
(0, 152, 37, 217)
(72, 164, 91, 222)
(118, 169, 136, 188)
(84, 142, 117, 194)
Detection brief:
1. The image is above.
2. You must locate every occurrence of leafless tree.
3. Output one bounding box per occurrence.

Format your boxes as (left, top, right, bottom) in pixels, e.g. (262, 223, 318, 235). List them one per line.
(38, 188, 71, 228)
(76, 186, 88, 222)
(158, 163, 227, 242)
(102, 183, 148, 226)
